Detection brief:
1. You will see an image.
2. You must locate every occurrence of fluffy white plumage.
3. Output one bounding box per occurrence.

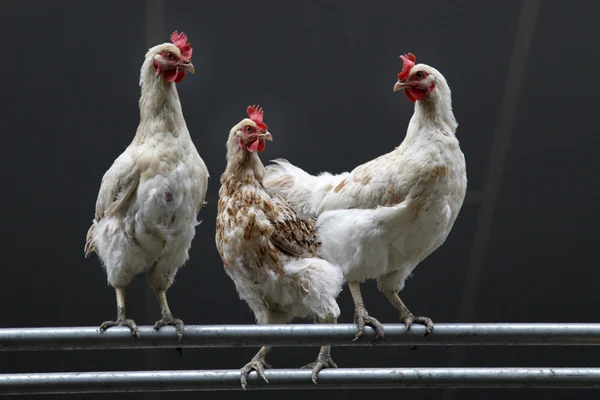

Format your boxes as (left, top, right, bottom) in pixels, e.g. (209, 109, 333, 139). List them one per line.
(85, 35, 209, 339)
(216, 110, 343, 388)
(263, 57, 467, 340)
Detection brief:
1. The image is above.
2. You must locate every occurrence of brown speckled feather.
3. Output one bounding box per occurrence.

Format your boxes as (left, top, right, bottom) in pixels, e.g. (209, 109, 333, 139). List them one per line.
(265, 194, 321, 258)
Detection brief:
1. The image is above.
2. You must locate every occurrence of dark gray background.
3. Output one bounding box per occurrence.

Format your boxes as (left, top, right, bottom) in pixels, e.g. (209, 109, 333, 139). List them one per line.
(2, 0, 599, 399)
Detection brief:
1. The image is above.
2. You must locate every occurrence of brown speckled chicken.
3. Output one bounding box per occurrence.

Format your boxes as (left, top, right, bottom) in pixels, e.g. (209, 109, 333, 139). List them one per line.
(216, 106, 344, 389)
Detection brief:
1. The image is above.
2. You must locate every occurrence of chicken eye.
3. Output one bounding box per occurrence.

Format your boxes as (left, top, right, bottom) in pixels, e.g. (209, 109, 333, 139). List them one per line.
(245, 126, 253, 132)
(165, 52, 173, 59)
(415, 71, 424, 79)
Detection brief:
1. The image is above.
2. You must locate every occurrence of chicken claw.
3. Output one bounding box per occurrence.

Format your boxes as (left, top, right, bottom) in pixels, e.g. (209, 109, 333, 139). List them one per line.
(348, 281, 384, 343)
(353, 309, 384, 344)
(99, 318, 140, 338)
(401, 313, 434, 335)
(154, 317, 184, 340)
(302, 349, 338, 384)
(240, 356, 271, 390)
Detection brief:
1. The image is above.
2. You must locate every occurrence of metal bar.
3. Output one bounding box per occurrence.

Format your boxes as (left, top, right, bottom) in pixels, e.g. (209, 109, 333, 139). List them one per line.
(1, 324, 600, 351)
(1, 368, 599, 394)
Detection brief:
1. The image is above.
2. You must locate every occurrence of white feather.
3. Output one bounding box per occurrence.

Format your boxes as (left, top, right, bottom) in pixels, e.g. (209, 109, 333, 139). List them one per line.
(88, 42, 209, 291)
(263, 63, 467, 295)
(264, 159, 349, 219)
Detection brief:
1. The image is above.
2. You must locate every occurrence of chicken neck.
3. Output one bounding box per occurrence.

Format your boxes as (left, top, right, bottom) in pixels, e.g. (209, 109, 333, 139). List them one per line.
(410, 81, 457, 136)
(136, 59, 187, 141)
(222, 141, 265, 186)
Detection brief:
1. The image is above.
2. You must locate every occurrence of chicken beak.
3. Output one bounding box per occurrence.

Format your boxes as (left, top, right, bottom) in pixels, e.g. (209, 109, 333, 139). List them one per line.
(260, 132, 273, 141)
(179, 61, 195, 74)
(393, 81, 409, 92)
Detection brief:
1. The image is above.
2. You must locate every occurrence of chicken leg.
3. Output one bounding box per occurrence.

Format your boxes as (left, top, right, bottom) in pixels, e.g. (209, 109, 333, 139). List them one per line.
(240, 311, 288, 389)
(301, 316, 338, 384)
(240, 345, 272, 390)
(383, 290, 434, 335)
(349, 281, 384, 343)
(99, 287, 139, 338)
(153, 288, 184, 340)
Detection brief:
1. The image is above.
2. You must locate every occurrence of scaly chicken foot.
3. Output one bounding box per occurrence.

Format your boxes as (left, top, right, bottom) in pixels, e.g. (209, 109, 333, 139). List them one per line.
(384, 291, 434, 335)
(153, 289, 184, 340)
(240, 346, 272, 390)
(99, 287, 140, 338)
(400, 313, 434, 334)
(349, 281, 384, 343)
(301, 345, 338, 384)
(354, 308, 384, 343)
(99, 317, 140, 338)
(153, 314, 184, 339)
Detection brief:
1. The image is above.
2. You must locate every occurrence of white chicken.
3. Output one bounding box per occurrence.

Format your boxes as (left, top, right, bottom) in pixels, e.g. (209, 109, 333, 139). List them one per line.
(263, 53, 467, 341)
(216, 106, 344, 388)
(84, 31, 209, 339)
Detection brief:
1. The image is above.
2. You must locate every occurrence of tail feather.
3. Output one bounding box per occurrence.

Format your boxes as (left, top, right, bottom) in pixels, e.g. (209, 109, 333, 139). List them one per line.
(263, 159, 348, 218)
(84, 221, 97, 257)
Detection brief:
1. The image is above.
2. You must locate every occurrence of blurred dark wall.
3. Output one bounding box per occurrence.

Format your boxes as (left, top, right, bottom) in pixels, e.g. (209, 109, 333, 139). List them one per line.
(1, 1, 599, 399)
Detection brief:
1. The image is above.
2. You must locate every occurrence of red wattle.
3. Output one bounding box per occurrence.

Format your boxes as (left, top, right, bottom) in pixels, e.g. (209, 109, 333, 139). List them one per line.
(248, 140, 260, 152)
(407, 88, 427, 102)
(164, 69, 178, 82)
(257, 140, 265, 153)
(174, 70, 186, 83)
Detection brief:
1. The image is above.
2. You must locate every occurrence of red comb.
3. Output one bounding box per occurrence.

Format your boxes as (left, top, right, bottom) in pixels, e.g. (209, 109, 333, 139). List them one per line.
(171, 31, 193, 61)
(398, 52, 416, 81)
(247, 105, 268, 131)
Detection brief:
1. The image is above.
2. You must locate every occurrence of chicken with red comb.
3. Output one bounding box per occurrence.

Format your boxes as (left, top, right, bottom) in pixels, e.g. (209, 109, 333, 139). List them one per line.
(264, 53, 466, 342)
(216, 106, 344, 388)
(84, 32, 208, 340)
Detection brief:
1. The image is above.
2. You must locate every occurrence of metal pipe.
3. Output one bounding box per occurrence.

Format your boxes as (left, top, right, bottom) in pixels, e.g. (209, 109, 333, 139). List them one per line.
(0, 368, 599, 394)
(1, 323, 600, 351)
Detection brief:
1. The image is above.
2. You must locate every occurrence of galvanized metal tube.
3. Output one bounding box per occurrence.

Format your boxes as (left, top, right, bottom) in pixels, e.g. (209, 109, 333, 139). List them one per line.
(1, 324, 600, 351)
(0, 368, 599, 394)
